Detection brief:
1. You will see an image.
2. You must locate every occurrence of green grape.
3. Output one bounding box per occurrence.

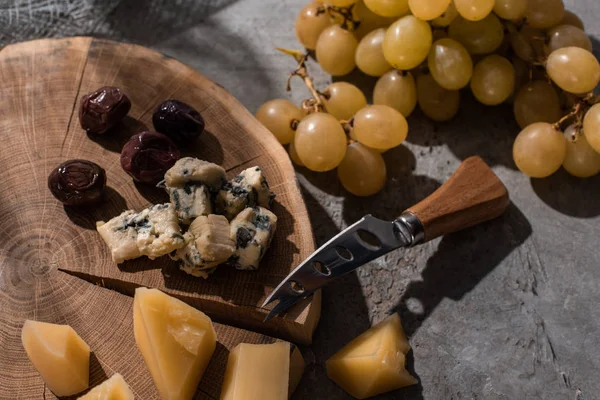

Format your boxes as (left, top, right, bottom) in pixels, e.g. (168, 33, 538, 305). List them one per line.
(507, 24, 534, 61)
(364, 0, 410, 17)
(562, 124, 600, 178)
(383, 15, 433, 70)
(583, 104, 600, 154)
(355, 28, 393, 77)
(428, 38, 473, 90)
(560, 10, 585, 30)
(521, 25, 546, 58)
(255, 99, 303, 145)
(294, 113, 348, 172)
(546, 47, 600, 94)
(513, 122, 567, 178)
(323, 82, 368, 120)
(328, 0, 358, 6)
(526, 0, 565, 29)
(373, 70, 417, 117)
(417, 73, 461, 121)
(431, 2, 458, 27)
(513, 81, 562, 129)
(546, 25, 592, 54)
(493, 32, 512, 57)
(316, 25, 358, 76)
(409, 0, 452, 21)
(470, 55, 515, 105)
(448, 14, 504, 55)
(353, 0, 398, 40)
(508, 56, 529, 104)
(338, 142, 387, 196)
(453, 0, 494, 21)
(295, 2, 334, 50)
(288, 140, 304, 167)
(493, 0, 527, 20)
(352, 105, 409, 150)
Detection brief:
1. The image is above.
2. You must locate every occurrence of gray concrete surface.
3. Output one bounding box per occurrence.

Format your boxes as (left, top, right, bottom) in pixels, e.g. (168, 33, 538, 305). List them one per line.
(1, 1, 599, 399)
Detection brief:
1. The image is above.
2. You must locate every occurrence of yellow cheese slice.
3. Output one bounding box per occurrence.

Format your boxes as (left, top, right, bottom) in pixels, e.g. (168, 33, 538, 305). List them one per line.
(21, 320, 90, 397)
(77, 373, 134, 400)
(326, 314, 417, 399)
(220, 342, 290, 400)
(133, 287, 217, 400)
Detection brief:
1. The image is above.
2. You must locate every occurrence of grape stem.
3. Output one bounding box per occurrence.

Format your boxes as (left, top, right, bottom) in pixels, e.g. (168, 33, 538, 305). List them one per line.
(553, 103, 582, 130)
(552, 93, 600, 131)
(316, 4, 359, 31)
(276, 47, 327, 114)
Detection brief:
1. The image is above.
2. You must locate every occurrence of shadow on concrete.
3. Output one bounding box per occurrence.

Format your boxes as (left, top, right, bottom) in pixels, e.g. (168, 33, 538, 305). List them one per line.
(392, 202, 532, 337)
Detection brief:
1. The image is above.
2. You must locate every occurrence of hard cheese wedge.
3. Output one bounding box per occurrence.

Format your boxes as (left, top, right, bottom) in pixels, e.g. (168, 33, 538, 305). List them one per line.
(326, 314, 417, 399)
(289, 346, 306, 395)
(78, 373, 134, 400)
(220, 342, 290, 400)
(133, 287, 217, 400)
(21, 320, 90, 397)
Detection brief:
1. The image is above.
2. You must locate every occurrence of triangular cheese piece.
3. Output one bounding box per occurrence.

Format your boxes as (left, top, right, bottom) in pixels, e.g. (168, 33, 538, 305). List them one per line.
(21, 320, 90, 396)
(77, 373, 134, 400)
(220, 342, 290, 400)
(133, 287, 216, 400)
(326, 314, 417, 399)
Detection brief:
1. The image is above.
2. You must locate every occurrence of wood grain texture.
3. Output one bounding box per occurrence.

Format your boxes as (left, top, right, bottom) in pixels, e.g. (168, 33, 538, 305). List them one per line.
(407, 156, 510, 242)
(0, 35, 319, 364)
(0, 251, 300, 399)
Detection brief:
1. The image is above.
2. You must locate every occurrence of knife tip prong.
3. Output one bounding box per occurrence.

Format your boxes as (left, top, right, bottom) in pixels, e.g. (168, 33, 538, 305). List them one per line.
(263, 309, 278, 323)
(262, 293, 278, 308)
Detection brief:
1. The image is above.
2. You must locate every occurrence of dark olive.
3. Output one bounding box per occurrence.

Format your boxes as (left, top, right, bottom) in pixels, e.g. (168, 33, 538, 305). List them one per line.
(152, 99, 205, 143)
(48, 160, 107, 206)
(120, 131, 180, 184)
(79, 86, 131, 134)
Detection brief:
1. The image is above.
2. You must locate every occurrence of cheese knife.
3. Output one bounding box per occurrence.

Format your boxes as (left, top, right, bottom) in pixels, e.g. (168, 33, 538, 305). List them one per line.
(262, 156, 510, 322)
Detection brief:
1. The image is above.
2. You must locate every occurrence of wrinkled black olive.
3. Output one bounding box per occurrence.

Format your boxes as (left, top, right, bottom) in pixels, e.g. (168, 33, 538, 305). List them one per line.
(79, 86, 131, 134)
(48, 160, 106, 206)
(120, 131, 180, 184)
(152, 99, 205, 143)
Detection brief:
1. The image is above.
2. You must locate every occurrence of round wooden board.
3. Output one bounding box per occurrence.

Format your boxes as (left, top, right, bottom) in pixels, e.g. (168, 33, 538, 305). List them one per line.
(0, 254, 302, 399)
(0, 36, 321, 396)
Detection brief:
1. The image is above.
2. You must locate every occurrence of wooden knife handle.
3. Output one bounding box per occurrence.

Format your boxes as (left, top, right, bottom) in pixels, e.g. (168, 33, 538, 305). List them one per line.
(406, 156, 509, 243)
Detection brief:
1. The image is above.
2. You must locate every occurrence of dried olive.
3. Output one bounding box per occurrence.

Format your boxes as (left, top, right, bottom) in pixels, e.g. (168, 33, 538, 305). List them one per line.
(48, 160, 107, 206)
(152, 100, 205, 143)
(120, 131, 180, 184)
(79, 86, 131, 134)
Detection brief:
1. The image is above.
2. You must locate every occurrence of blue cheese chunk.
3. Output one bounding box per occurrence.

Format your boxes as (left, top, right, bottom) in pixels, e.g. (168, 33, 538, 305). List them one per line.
(135, 204, 185, 259)
(164, 157, 227, 224)
(229, 207, 278, 270)
(97, 204, 185, 264)
(168, 184, 212, 225)
(96, 210, 142, 264)
(171, 214, 235, 278)
(164, 157, 226, 191)
(216, 167, 274, 220)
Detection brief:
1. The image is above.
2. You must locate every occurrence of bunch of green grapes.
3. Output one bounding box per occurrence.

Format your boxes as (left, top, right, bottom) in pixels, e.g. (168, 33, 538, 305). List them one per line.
(257, 0, 600, 197)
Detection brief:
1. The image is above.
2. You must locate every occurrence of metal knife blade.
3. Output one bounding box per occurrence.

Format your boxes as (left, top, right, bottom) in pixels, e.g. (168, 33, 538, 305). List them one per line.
(262, 157, 511, 321)
(262, 213, 423, 322)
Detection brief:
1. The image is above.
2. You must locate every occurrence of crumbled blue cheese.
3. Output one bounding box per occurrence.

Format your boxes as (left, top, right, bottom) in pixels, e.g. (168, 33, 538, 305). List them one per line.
(170, 214, 235, 278)
(164, 157, 227, 224)
(229, 207, 278, 270)
(97, 204, 184, 264)
(216, 167, 274, 220)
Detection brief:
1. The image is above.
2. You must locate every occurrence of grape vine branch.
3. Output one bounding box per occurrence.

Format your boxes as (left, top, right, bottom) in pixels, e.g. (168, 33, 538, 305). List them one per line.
(277, 47, 327, 115)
